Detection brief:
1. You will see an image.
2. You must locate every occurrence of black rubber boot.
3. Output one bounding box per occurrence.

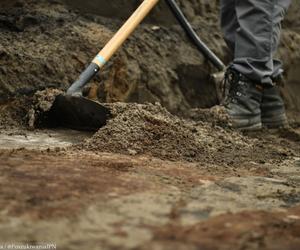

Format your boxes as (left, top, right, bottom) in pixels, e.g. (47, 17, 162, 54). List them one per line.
(223, 68, 263, 131)
(261, 85, 288, 128)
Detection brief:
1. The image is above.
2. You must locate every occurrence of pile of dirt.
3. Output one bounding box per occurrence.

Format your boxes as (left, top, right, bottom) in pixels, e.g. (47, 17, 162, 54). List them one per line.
(80, 101, 300, 164)
(81, 102, 251, 162)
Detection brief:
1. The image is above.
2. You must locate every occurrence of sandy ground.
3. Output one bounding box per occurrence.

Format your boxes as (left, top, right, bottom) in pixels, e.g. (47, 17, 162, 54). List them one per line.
(0, 1, 300, 250)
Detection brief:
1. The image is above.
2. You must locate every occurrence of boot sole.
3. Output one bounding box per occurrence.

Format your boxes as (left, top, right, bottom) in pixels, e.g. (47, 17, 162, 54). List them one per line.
(236, 123, 262, 131)
(230, 116, 262, 131)
(262, 114, 288, 129)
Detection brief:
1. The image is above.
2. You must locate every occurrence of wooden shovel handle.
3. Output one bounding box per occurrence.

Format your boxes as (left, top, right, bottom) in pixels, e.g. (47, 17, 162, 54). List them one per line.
(67, 0, 160, 95)
(92, 0, 160, 68)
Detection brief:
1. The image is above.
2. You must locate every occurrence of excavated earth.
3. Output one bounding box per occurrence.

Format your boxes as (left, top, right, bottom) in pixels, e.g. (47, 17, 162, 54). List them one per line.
(0, 1, 300, 250)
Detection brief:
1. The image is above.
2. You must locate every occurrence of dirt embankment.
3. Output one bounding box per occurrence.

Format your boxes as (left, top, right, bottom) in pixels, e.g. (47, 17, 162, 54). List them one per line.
(1, 0, 299, 117)
(0, 0, 222, 114)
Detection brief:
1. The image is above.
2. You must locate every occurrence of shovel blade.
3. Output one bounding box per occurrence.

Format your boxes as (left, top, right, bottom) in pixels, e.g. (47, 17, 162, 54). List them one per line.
(49, 95, 111, 131)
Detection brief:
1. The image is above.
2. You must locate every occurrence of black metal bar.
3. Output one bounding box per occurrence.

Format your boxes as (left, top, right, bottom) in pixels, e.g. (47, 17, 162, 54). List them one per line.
(165, 0, 226, 71)
(67, 63, 100, 95)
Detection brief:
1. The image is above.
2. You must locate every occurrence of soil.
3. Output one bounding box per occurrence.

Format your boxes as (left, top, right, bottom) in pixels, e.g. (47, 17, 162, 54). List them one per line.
(81, 102, 211, 162)
(0, 1, 300, 250)
(80, 102, 299, 166)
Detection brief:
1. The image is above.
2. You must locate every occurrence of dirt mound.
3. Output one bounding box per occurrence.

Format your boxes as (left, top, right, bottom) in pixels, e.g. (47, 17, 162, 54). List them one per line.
(80, 101, 300, 165)
(81, 102, 250, 162)
(81, 102, 206, 161)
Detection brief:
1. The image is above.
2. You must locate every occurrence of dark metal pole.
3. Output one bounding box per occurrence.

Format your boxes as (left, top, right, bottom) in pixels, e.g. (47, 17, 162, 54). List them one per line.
(165, 0, 226, 71)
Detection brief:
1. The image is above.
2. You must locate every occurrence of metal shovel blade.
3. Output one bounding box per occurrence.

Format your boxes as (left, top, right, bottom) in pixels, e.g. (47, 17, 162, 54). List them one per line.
(49, 94, 111, 131)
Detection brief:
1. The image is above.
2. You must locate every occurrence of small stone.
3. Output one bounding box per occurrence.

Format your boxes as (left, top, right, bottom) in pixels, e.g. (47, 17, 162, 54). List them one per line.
(287, 215, 300, 220)
(151, 26, 160, 31)
(128, 149, 137, 156)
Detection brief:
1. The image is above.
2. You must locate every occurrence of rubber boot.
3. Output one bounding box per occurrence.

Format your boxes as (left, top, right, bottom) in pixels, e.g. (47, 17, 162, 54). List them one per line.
(223, 68, 263, 131)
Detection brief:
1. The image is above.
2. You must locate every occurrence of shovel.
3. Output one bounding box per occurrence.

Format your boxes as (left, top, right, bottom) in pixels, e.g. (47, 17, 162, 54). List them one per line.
(49, 0, 160, 131)
(49, 0, 226, 131)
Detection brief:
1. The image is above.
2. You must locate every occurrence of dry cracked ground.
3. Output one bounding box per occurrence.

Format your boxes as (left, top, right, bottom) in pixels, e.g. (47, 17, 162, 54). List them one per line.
(0, 0, 300, 250)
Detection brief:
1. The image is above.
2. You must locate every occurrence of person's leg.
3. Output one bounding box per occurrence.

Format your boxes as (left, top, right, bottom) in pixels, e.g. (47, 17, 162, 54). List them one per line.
(220, 0, 263, 130)
(220, 0, 238, 55)
(221, 0, 290, 79)
(271, 0, 291, 78)
(260, 0, 292, 128)
(233, 0, 291, 86)
(221, 0, 293, 130)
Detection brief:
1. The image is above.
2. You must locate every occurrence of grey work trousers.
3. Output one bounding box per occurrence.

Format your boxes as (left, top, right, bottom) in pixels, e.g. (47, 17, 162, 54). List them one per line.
(220, 0, 292, 85)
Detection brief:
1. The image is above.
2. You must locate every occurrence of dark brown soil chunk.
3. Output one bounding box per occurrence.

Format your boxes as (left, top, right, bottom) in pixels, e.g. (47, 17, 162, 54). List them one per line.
(28, 88, 63, 129)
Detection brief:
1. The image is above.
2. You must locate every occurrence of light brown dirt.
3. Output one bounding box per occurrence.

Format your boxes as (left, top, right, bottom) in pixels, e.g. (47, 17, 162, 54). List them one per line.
(80, 102, 300, 166)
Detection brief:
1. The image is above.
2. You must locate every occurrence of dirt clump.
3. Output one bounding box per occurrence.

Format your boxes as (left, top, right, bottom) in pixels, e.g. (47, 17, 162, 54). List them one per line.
(27, 88, 63, 129)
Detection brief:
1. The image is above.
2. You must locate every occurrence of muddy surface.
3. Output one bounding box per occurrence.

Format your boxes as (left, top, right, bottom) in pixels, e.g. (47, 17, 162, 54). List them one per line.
(0, 1, 300, 250)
